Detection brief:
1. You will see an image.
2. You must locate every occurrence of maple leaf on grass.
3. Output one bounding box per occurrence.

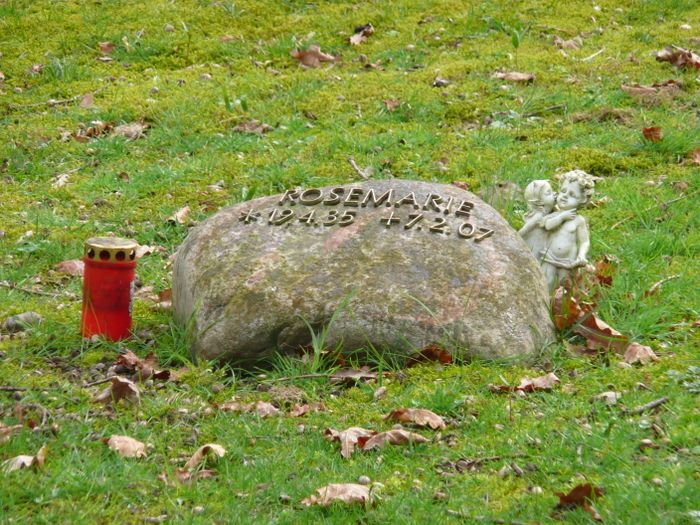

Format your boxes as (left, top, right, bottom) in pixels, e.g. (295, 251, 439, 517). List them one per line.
(105, 435, 147, 458)
(3, 445, 47, 473)
(554, 483, 604, 521)
(383, 408, 446, 430)
(290, 45, 337, 68)
(324, 427, 375, 458)
(94, 377, 140, 405)
(302, 483, 371, 507)
(183, 444, 226, 470)
(623, 343, 659, 365)
(357, 429, 428, 451)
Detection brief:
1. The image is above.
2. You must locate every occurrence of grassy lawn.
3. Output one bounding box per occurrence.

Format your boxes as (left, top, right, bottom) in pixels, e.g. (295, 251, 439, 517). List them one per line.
(1, 0, 699, 523)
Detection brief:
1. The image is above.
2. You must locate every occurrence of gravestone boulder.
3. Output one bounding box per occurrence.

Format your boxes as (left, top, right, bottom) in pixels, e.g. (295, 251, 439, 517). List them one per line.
(173, 180, 554, 365)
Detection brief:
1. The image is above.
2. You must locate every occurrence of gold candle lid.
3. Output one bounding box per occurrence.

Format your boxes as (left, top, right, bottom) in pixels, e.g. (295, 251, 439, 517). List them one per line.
(84, 237, 138, 263)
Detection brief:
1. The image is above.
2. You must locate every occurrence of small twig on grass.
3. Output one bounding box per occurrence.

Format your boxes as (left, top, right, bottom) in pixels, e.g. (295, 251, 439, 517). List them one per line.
(645, 274, 681, 297)
(6, 86, 107, 111)
(0, 386, 28, 392)
(626, 396, 669, 415)
(522, 104, 566, 118)
(347, 156, 371, 180)
(83, 375, 117, 388)
(581, 47, 605, 62)
(0, 281, 62, 298)
(611, 191, 697, 230)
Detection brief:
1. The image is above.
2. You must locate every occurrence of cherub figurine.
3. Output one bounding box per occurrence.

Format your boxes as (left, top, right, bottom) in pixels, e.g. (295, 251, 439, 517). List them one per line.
(518, 180, 556, 263)
(539, 170, 595, 291)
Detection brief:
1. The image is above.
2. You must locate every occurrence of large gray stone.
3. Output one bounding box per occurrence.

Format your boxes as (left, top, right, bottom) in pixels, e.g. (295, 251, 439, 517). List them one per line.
(173, 180, 554, 365)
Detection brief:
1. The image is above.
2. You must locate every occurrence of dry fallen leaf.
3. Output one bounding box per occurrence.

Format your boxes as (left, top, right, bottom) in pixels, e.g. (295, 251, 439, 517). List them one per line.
(290, 402, 326, 417)
(232, 119, 273, 134)
(554, 35, 583, 50)
(183, 444, 226, 470)
(113, 122, 148, 140)
(290, 45, 337, 68)
(302, 483, 370, 506)
(98, 41, 116, 55)
(573, 312, 628, 353)
(324, 427, 375, 458)
(490, 372, 560, 393)
(554, 483, 603, 521)
(689, 148, 700, 165)
(621, 81, 681, 101)
(94, 377, 140, 405)
(383, 408, 446, 430)
(135, 244, 160, 258)
(54, 259, 84, 277)
(167, 206, 190, 225)
(349, 23, 374, 46)
(591, 391, 622, 405)
(3, 445, 47, 473)
(406, 344, 453, 367)
(357, 429, 428, 451)
(551, 287, 584, 330)
(329, 366, 377, 385)
(114, 350, 170, 382)
(384, 99, 400, 112)
(52, 172, 72, 188)
(105, 435, 147, 458)
(491, 70, 535, 83)
(655, 45, 700, 69)
(216, 400, 280, 417)
(80, 93, 94, 109)
(623, 343, 658, 365)
(642, 126, 663, 142)
(0, 423, 23, 445)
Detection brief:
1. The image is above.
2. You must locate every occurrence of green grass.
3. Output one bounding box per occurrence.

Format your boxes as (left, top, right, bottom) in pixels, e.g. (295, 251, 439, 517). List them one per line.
(1, 0, 699, 523)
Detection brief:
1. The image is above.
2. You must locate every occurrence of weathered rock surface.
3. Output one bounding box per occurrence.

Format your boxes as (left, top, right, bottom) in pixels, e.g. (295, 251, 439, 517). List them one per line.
(173, 180, 554, 365)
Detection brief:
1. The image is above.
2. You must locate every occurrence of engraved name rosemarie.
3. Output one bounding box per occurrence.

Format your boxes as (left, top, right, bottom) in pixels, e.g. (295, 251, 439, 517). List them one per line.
(237, 187, 495, 242)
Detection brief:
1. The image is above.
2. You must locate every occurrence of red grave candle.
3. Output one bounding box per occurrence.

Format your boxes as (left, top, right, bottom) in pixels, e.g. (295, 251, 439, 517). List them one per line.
(81, 237, 138, 340)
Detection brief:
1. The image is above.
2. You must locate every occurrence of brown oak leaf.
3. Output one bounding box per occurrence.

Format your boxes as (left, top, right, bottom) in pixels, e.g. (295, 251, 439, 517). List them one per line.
(623, 343, 658, 365)
(105, 435, 147, 458)
(573, 312, 628, 353)
(290, 45, 337, 68)
(183, 444, 226, 470)
(406, 344, 453, 367)
(383, 408, 446, 429)
(302, 483, 371, 506)
(290, 402, 326, 417)
(554, 483, 604, 521)
(2, 445, 47, 473)
(94, 376, 140, 405)
(642, 126, 663, 142)
(324, 427, 375, 458)
(357, 429, 428, 451)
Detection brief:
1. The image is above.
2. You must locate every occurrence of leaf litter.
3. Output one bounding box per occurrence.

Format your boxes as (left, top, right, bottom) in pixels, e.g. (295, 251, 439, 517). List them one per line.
(94, 376, 140, 405)
(105, 435, 147, 458)
(553, 483, 604, 521)
(383, 408, 446, 429)
(3, 445, 48, 473)
(349, 23, 374, 46)
(302, 483, 371, 506)
(290, 45, 337, 68)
